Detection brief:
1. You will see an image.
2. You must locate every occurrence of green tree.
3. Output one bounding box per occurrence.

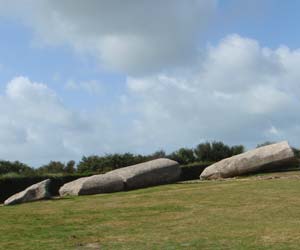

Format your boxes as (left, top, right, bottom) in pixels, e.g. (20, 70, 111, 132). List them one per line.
(292, 147, 300, 158)
(64, 160, 76, 174)
(77, 156, 104, 173)
(37, 161, 65, 174)
(77, 153, 148, 174)
(256, 141, 275, 148)
(169, 148, 195, 164)
(0, 160, 34, 176)
(230, 145, 245, 155)
(150, 150, 166, 159)
(194, 142, 212, 162)
(194, 141, 244, 162)
(210, 141, 232, 161)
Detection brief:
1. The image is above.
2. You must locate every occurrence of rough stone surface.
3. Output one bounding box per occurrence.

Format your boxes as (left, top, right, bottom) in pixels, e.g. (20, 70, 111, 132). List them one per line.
(109, 158, 181, 190)
(59, 176, 90, 196)
(200, 141, 295, 180)
(4, 179, 51, 205)
(59, 173, 124, 196)
(59, 158, 180, 196)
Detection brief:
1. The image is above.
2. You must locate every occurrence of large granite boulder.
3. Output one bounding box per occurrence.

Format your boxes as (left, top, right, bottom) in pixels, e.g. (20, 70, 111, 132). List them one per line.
(4, 179, 51, 205)
(59, 173, 124, 196)
(110, 158, 181, 190)
(59, 158, 180, 196)
(200, 141, 295, 180)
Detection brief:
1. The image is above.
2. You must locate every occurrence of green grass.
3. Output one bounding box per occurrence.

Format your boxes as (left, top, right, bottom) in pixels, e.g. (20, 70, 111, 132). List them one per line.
(1, 175, 300, 250)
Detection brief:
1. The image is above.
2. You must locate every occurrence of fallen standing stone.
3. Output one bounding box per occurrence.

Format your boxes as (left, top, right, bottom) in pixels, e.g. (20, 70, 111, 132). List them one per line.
(4, 179, 51, 205)
(200, 141, 295, 180)
(59, 173, 124, 196)
(59, 158, 181, 196)
(109, 158, 181, 190)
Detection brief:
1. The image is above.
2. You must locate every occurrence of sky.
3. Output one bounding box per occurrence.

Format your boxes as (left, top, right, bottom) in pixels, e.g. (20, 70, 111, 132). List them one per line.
(0, 0, 300, 166)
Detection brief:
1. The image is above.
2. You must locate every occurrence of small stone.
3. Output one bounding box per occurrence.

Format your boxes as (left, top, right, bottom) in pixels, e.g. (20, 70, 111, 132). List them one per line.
(4, 179, 51, 205)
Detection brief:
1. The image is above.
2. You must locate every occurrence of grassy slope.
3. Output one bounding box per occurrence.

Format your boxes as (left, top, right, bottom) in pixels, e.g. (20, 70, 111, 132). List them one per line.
(1, 174, 300, 250)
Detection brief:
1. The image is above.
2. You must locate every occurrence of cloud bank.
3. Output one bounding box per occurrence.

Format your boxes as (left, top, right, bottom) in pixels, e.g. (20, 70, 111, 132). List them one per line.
(125, 35, 300, 150)
(1, 35, 300, 166)
(0, 0, 216, 75)
(0, 1, 299, 165)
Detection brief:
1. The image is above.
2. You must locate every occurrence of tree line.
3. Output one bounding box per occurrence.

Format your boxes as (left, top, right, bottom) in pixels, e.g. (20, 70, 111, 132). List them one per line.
(0, 141, 246, 176)
(0, 141, 249, 177)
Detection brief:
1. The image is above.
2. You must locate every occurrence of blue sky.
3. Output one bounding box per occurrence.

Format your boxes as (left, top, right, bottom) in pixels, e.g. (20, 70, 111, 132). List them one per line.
(0, 0, 300, 166)
(215, 0, 300, 49)
(0, 16, 126, 110)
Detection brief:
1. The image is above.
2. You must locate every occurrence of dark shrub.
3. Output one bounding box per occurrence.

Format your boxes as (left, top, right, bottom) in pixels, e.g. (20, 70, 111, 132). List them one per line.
(180, 162, 213, 181)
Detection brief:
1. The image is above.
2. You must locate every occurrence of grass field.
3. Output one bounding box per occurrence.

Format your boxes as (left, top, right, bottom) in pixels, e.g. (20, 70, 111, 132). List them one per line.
(1, 172, 300, 250)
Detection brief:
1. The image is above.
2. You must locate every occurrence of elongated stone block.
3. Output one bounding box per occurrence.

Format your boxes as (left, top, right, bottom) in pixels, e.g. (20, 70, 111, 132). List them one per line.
(59, 173, 124, 196)
(200, 141, 295, 180)
(4, 179, 50, 205)
(110, 158, 181, 190)
(59, 158, 180, 196)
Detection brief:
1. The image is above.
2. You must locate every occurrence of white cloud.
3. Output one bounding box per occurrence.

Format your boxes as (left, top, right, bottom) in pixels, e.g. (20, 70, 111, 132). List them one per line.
(0, 0, 300, 162)
(0, 0, 216, 75)
(0, 35, 300, 166)
(65, 79, 103, 95)
(0, 76, 136, 166)
(124, 35, 300, 150)
(267, 126, 280, 136)
(0, 77, 83, 165)
(1, 1, 299, 165)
